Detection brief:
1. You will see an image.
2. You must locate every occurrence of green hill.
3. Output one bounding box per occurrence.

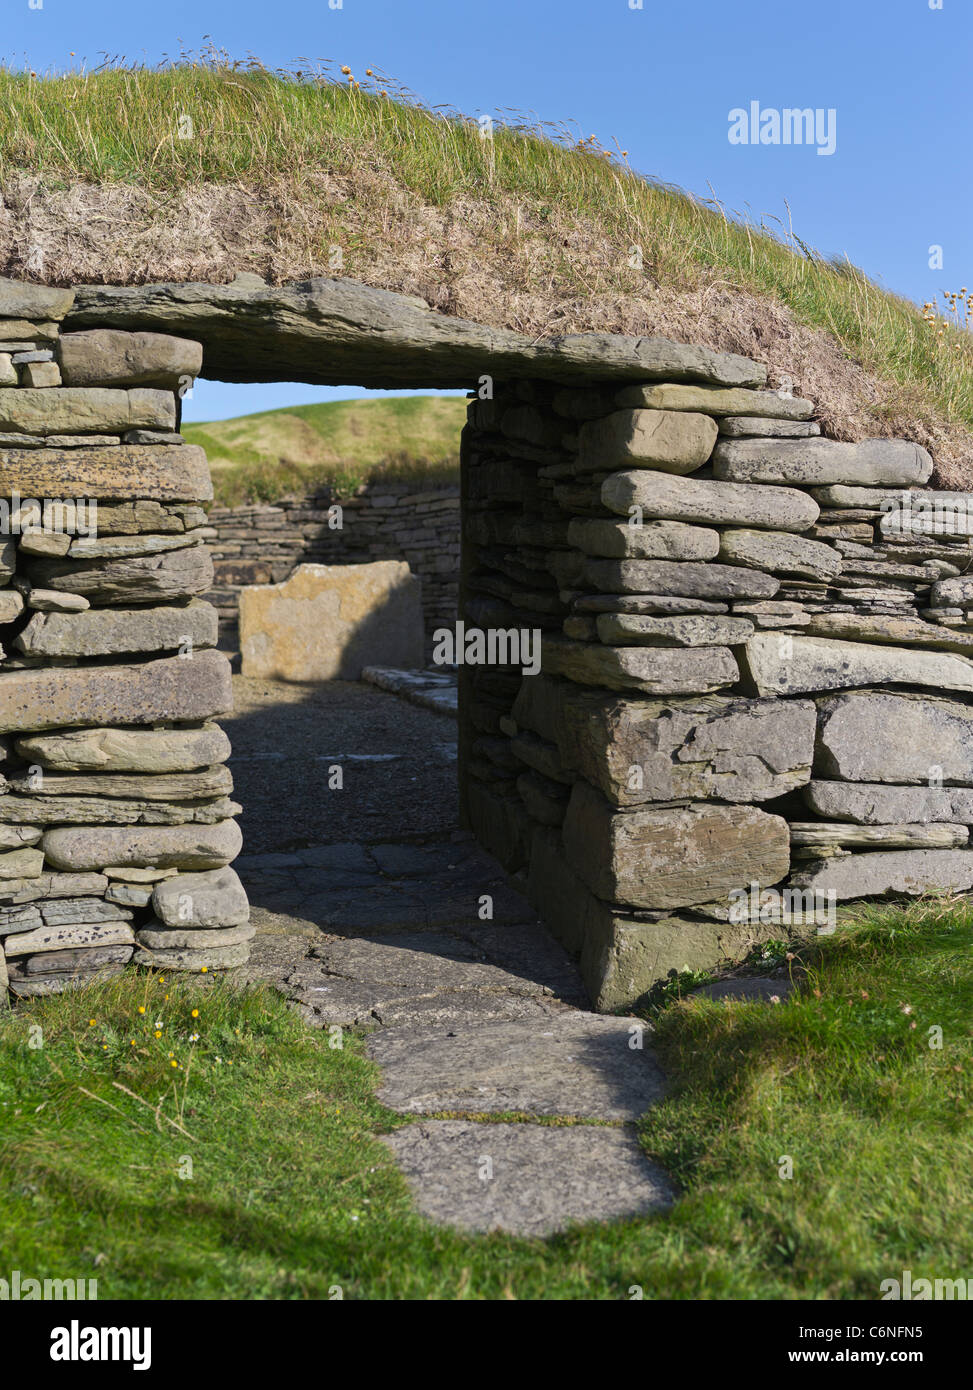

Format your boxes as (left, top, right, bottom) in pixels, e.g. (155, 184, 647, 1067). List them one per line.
(182, 395, 466, 505)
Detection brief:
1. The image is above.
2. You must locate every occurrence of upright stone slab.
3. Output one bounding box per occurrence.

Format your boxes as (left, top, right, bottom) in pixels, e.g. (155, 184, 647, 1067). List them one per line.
(239, 561, 424, 681)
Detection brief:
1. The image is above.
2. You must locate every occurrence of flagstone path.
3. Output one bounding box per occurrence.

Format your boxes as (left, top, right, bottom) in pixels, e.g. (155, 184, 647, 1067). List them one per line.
(225, 675, 674, 1236)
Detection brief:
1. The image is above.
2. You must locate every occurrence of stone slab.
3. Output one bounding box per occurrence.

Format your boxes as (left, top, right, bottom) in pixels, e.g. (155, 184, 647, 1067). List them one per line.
(0, 387, 174, 436)
(740, 633, 973, 697)
(15, 599, 217, 658)
(382, 1121, 672, 1236)
(368, 1011, 666, 1119)
(41, 819, 243, 871)
(614, 383, 813, 418)
(240, 561, 424, 681)
(578, 408, 717, 473)
(541, 634, 739, 693)
(791, 850, 973, 900)
(0, 649, 230, 735)
(713, 437, 933, 487)
(815, 690, 973, 783)
(0, 444, 212, 502)
(18, 723, 230, 773)
(58, 329, 202, 389)
(602, 468, 819, 531)
(804, 780, 973, 825)
(566, 517, 720, 561)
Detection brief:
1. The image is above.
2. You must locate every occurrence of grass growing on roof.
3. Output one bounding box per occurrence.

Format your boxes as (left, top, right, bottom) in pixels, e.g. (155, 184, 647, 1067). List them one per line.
(0, 52, 971, 442)
(1, 899, 969, 1299)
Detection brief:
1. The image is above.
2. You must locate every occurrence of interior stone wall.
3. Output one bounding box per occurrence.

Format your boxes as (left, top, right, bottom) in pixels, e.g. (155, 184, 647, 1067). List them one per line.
(0, 280, 249, 1000)
(460, 375, 973, 1010)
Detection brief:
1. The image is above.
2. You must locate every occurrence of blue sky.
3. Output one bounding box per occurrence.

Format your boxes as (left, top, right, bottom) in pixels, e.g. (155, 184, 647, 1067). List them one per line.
(5, 0, 970, 419)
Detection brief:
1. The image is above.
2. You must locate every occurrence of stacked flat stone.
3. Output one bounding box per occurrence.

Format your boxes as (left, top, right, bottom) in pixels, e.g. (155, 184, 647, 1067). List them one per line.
(0, 278, 250, 1000)
(460, 365, 973, 1010)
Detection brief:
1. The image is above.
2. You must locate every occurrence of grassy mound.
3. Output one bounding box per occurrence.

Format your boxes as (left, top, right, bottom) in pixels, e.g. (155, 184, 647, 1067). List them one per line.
(0, 55, 971, 482)
(184, 394, 464, 505)
(1, 901, 969, 1299)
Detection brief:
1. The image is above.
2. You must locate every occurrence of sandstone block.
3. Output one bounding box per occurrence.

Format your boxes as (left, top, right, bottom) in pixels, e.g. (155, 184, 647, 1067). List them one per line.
(240, 561, 424, 681)
(17, 723, 230, 773)
(0, 387, 175, 436)
(541, 634, 738, 693)
(41, 819, 243, 871)
(151, 866, 249, 928)
(613, 384, 814, 418)
(740, 633, 973, 697)
(578, 409, 717, 473)
(0, 648, 231, 734)
(717, 528, 842, 581)
(15, 599, 218, 658)
(57, 330, 203, 390)
(562, 780, 789, 910)
(566, 517, 720, 561)
(816, 691, 973, 783)
(602, 469, 819, 531)
(26, 544, 214, 606)
(0, 444, 212, 502)
(713, 437, 933, 487)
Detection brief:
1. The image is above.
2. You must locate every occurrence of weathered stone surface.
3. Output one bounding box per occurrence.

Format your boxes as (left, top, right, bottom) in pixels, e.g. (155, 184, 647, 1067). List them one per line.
(0, 872, 108, 905)
(15, 599, 218, 658)
(0, 793, 238, 826)
(804, 780, 973, 825)
(803, 612, 973, 653)
(58, 330, 202, 390)
(21, 361, 61, 388)
(106, 883, 153, 907)
(930, 575, 973, 608)
(67, 531, 204, 560)
(562, 781, 789, 909)
(2, 921, 135, 956)
(583, 558, 778, 599)
(18, 532, 72, 558)
(0, 444, 212, 502)
(0, 387, 174, 436)
(42, 819, 243, 871)
(0, 649, 231, 734)
(6, 765, 232, 801)
(816, 691, 973, 784)
(0, 827, 42, 848)
(595, 613, 754, 647)
(602, 469, 819, 532)
(541, 634, 738, 693)
(133, 940, 250, 970)
(740, 633, 973, 697)
(0, 896, 130, 932)
(93, 500, 208, 535)
(18, 723, 230, 773)
(136, 921, 255, 949)
(573, 593, 729, 615)
(527, 684, 817, 806)
(791, 850, 973, 900)
(713, 438, 933, 487)
(26, 544, 214, 606)
(790, 822, 968, 849)
(578, 408, 717, 473)
(151, 867, 249, 928)
(566, 517, 720, 560)
(0, 590, 24, 623)
(67, 278, 767, 388)
(0, 849, 44, 880)
(12, 944, 134, 975)
(0, 318, 59, 342)
(717, 528, 842, 581)
(0, 279, 74, 321)
(368, 1011, 666, 1118)
(719, 417, 821, 438)
(240, 561, 424, 681)
(614, 383, 813, 418)
(0, 355, 15, 387)
(381, 1121, 672, 1235)
(7, 964, 128, 995)
(25, 589, 89, 612)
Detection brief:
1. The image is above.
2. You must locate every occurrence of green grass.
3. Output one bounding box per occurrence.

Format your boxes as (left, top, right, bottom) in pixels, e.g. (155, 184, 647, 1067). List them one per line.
(1, 901, 970, 1299)
(1, 55, 972, 443)
(183, 395, 464, 505)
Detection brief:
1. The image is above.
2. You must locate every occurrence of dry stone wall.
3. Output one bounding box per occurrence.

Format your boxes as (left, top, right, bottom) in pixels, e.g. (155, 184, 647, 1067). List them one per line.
(206, 484, 459, 651)
(460, 372, 973, 1010)
(0, 279, 249, 1001)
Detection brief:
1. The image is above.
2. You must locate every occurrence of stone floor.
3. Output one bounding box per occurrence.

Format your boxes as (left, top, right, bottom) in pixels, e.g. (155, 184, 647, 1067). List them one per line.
(223, 675, 673, 1236)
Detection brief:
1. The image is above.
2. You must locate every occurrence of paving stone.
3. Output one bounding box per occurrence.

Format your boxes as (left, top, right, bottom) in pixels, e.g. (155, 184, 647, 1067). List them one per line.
(309, 932, 548, 996)
(382, 1121, 673, 1236)
(367, 1012, 666, 1119)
